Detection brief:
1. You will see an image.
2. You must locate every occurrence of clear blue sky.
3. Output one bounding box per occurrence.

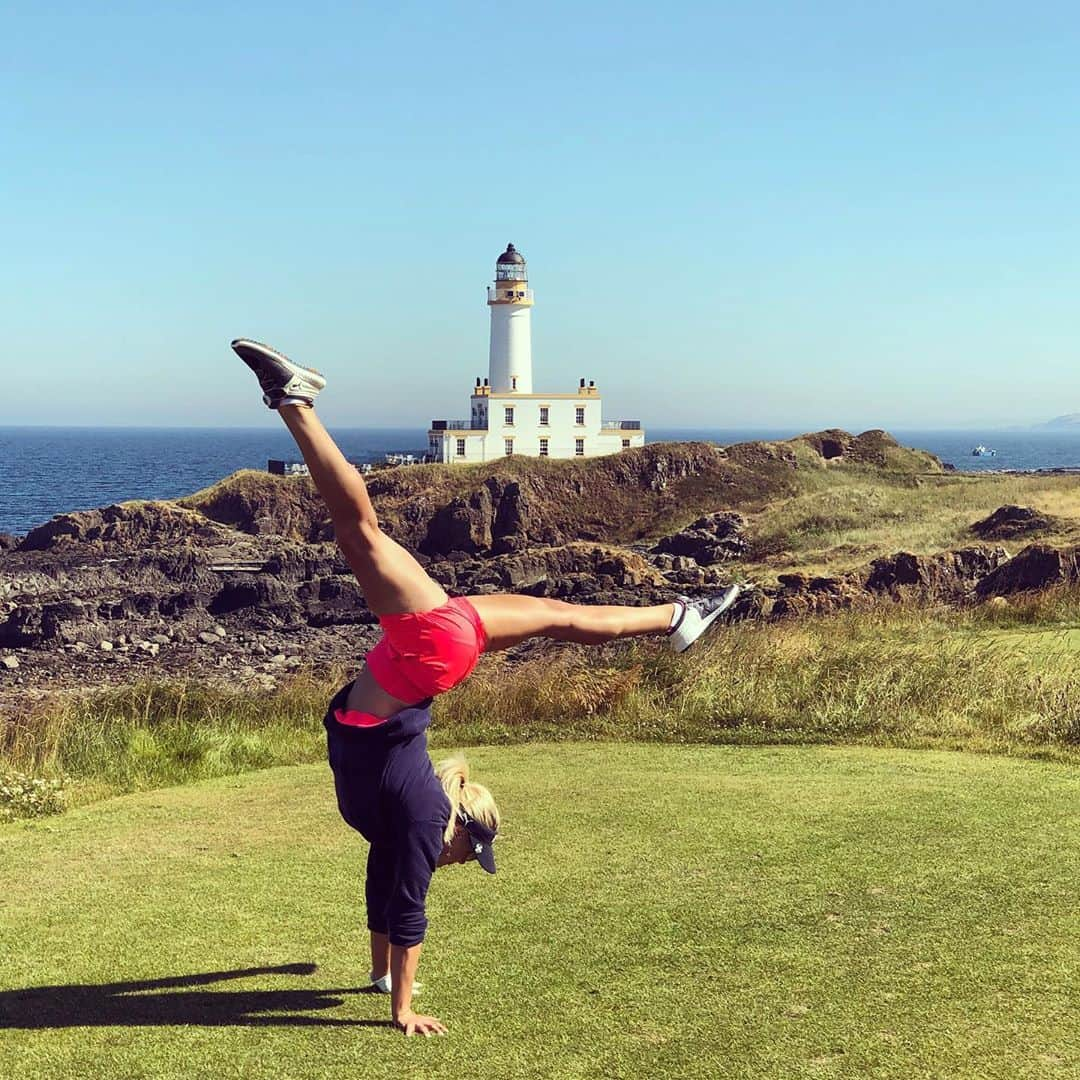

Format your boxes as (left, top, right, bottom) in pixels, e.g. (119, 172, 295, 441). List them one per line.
(4, 2, 1079, 431)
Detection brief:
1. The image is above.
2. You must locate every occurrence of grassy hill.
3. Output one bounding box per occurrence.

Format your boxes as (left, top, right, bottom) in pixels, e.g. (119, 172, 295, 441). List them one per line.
(178, 430, 941, 551)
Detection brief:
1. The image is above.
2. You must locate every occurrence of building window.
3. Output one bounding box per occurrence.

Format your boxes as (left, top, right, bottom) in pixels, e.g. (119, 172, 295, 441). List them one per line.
(575, 407, 585, 425)
(575, 438, 585, 457)
(539, 406, 549, 426)
(504, 438, 514, 456)
(622, 438, 631, 449)
(504, 406, 514, 425)
(539, 438, 549, 457)
(456, 438, 466, 457)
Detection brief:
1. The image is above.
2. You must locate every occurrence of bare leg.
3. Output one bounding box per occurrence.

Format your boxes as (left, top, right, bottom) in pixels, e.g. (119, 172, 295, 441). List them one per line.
(466, 594, 676, 652)
(277, 405, 447, 616)
(276, 404, 447, 716)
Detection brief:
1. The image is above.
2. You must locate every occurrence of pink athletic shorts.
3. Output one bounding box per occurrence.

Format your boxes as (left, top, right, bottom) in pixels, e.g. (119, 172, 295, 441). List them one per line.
(363, 596, 487, 705)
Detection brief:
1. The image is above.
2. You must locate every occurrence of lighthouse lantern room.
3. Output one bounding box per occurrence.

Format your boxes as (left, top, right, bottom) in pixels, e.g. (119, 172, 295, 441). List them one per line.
(428, 244, 645, 464)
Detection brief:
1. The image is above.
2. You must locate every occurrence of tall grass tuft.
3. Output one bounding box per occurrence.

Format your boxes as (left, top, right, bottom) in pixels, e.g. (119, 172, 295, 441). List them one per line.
(3, 602, 1078, 815)
(1, 670, 347, 806)
(437, 605, 1080, 756)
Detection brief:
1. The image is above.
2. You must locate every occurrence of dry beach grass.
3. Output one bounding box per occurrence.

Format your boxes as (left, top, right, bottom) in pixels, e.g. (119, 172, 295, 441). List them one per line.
(4, 596, 1079, 816)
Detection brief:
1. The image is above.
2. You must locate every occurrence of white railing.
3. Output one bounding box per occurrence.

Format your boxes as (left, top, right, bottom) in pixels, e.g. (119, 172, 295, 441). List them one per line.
(601, 420, 643, 432)
(430, 420, 472, 431)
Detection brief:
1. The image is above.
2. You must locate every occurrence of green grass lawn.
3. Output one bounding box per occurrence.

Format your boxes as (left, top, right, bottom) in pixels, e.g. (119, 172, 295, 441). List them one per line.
(1, 744, 1076, 1080)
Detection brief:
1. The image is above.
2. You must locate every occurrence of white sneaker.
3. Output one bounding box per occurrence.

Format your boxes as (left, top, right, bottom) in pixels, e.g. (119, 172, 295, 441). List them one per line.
(231, 338, 327, 409)
(369, 971, 421, 995)
(667, 585, 741, 653)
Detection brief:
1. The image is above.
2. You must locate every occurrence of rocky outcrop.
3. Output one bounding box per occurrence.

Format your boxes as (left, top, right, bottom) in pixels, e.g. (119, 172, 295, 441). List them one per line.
(864, 547, 1008, 594)
(178, 472, 331, 542)
(652, 512, 747, 565)
(0, 432, 964, 696)
(975, 543, 1080, 597)
(771, 546, 1011, 618)
(19, 502, 236, 552)
(429, 543, 666, 601)
(176, 433, 940, 561)
(971, 505, 1054, 540)
(419, 479, 536, 556)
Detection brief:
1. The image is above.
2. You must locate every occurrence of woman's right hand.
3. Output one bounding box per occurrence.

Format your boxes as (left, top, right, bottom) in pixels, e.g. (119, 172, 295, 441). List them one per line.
(394, 1010, 447, 1037)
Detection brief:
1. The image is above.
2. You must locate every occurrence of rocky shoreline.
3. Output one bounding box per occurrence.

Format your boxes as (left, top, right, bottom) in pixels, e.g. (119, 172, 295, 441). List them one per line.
(2, 433, 1074, 701)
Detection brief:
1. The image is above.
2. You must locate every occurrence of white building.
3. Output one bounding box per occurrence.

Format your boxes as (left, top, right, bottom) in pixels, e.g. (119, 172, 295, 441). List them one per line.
(428, 244, 645, 463)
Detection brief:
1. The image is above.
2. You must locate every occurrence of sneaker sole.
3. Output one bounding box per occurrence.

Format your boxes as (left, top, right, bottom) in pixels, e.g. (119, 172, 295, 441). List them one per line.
(231, 338, 326, 392)
(672, 585, 741, 654)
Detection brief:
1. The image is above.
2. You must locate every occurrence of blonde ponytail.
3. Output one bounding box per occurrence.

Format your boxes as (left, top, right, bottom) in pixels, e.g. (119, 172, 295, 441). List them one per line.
(435, 752, 501, 844)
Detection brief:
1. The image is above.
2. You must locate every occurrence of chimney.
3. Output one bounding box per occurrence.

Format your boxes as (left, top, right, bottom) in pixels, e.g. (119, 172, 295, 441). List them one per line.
(579, 378, 586, 388)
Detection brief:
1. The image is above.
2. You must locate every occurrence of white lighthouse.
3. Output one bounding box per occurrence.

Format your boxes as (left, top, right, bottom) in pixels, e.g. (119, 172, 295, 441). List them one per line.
(488, 243, 533, 394)
(428, 244, 645, 463)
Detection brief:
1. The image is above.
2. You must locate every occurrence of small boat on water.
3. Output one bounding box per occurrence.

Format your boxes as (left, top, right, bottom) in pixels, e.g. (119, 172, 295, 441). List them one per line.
(971, 445, 997, 457)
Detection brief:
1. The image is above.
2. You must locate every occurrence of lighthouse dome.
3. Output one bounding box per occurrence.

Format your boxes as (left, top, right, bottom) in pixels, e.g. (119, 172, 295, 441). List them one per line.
(497, 243, 525, 265)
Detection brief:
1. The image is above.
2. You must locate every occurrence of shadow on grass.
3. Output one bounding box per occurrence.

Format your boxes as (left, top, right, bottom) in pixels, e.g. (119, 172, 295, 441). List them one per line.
(0, 962, 393, 1029)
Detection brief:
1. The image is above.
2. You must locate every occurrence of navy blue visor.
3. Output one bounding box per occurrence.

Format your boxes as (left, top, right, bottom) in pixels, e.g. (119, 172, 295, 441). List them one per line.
(458, 809, 497, 874)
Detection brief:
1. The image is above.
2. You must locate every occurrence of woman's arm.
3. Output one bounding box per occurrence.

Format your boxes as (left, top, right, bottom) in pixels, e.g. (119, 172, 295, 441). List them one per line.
(390, 943, 446, 1036)
(383, 818, 447, 1034)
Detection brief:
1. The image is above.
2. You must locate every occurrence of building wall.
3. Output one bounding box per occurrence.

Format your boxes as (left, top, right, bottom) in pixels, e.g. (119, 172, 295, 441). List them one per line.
(430, 393, 644, 463)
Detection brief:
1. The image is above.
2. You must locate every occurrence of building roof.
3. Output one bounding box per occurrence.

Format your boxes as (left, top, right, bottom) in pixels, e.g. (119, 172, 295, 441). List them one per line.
(496, 243, 525, 265)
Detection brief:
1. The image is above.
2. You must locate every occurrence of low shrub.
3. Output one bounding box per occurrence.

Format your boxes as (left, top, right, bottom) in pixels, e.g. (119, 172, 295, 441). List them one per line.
(0, 771, 66, 822)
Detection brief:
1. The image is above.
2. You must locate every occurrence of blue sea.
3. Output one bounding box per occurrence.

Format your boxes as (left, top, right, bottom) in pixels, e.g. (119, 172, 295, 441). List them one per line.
(2, 425, 1080, 538)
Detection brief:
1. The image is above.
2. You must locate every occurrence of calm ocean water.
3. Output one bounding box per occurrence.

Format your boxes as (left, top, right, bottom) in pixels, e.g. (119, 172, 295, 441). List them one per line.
(2, 425, 1080, 537)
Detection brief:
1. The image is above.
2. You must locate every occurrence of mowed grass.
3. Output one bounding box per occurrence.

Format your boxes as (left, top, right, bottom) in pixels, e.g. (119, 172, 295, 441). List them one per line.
(0, 745, 1076, 1080)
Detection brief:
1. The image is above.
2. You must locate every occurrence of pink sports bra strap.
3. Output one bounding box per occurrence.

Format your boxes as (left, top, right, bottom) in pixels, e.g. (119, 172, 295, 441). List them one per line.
(334, 707, 389, 728)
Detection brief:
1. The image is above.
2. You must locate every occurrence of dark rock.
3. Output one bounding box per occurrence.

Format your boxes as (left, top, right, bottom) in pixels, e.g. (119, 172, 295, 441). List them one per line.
(777, 573, 810, 592)
(19, 502, 231, 552)
(0, 534, 18, 551)
(422, 488, 494, 556)
(653, 512, 746, 565)
(975, 544, 1079, 597)
(0, 605, 45, 646)
(971, 505, 1054, 540)
(864, 547, 1008, 596)
(491, 479, 531, 541)
(158, 591, 203, 617)
(209, 580, 274, 615)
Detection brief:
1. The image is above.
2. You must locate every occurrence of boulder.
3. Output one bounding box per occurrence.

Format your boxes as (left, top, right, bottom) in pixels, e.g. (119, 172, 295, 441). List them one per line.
(975, 544, 1079, 597)
(422, 487, 494, 555)
(653, 512, 747, 565)
(864, 547, 1008, 596)
(209, 579, 282, 616)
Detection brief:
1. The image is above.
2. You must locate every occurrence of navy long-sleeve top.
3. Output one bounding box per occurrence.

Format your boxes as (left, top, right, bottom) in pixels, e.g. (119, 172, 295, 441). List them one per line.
(323, 683, 451, 947)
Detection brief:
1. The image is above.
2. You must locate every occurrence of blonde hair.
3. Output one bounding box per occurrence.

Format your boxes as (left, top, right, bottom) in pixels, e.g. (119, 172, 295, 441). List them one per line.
(435, 752, 501, 845)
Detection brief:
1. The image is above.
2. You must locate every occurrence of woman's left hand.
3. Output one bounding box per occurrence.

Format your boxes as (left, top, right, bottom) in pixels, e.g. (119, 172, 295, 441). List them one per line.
(394, 1010, 447, 1037)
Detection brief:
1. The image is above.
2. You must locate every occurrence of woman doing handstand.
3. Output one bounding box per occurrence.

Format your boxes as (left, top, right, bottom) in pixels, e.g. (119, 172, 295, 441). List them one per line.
(231, 339, 740, 1036)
